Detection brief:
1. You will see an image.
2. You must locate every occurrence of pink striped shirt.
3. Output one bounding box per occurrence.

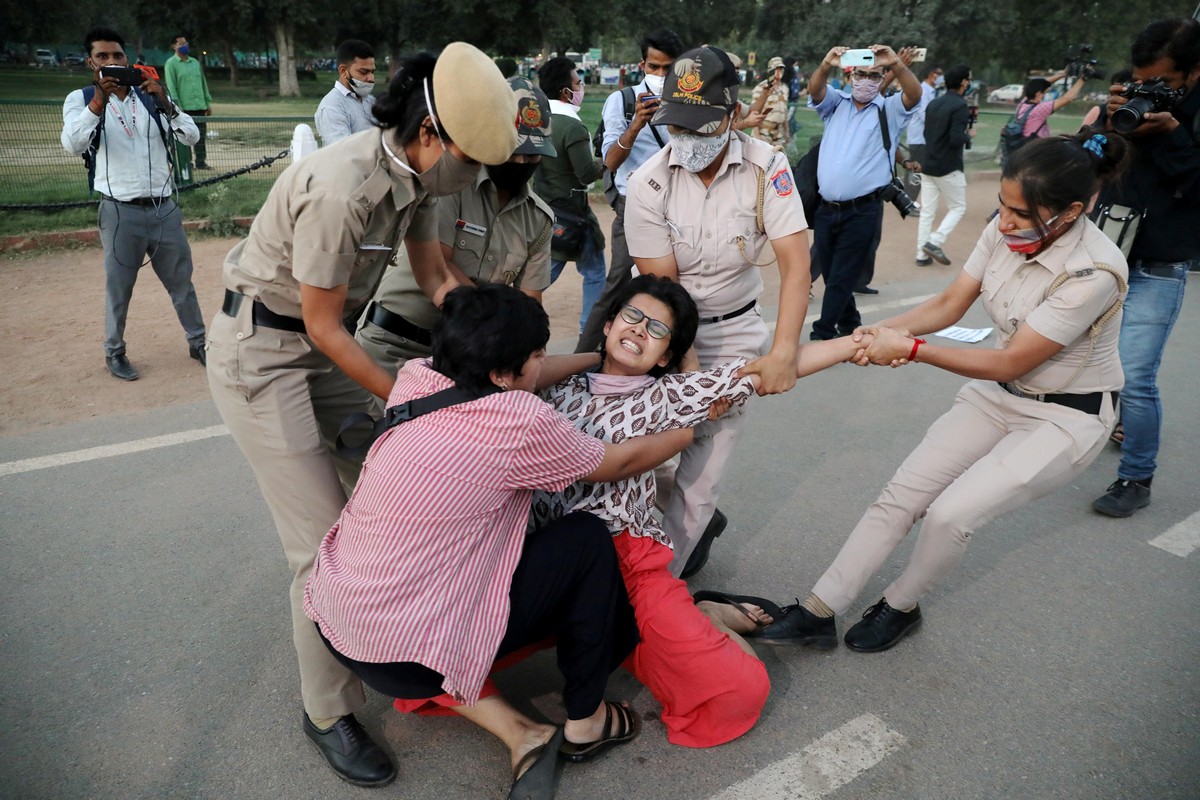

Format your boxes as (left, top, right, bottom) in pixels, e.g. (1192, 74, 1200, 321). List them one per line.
(304, 359, 605, 704)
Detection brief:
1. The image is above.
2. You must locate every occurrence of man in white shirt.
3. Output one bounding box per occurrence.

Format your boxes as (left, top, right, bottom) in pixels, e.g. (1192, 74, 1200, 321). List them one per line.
(314, 40, 377, 146)
(61, 26, 206, 381)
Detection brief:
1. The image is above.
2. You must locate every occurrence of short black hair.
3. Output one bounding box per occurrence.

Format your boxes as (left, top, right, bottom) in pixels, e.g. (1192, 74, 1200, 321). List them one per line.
(944, 65, 971, 92)
(172, 33, 187, 45)
(641, 29, 685, 61)
(537, 57, 577, 102)
(601, 274, 699, 377)
(84, 27, 124, 57)
(431, 283, 550, 394)
(1023, 77, 1051, 100)
(1003, 129, 1131, 237)
(336, 39, 375, 67)
(1132, 17, 1200, 75)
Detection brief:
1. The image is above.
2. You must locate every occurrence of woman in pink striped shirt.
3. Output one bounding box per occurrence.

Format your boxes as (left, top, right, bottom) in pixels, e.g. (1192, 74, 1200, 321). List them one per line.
(305, 284, 696, 798)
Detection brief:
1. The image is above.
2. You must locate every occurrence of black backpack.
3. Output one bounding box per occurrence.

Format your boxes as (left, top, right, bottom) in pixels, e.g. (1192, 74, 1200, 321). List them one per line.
(999, 102, 1037, 159)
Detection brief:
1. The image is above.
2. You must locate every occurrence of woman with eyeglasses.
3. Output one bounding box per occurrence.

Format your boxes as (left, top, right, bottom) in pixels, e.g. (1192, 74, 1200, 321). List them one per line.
(532, 274, 870, 748)
(205, 43, 519, 785)
(759, 131, 1132, 654)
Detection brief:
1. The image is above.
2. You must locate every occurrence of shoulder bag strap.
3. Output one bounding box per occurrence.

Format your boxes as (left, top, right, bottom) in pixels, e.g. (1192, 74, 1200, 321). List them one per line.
(335, 385, 482, 459)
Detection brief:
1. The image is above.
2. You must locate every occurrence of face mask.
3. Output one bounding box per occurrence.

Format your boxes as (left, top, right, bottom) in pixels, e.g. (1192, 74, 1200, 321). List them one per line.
(486, 161, 538, 193)
(671, 126, 730, 173)
(934, 74, 945, 89)
(415, 77, 480, 196)
(851, 78, 881, 104)
(569, 86, 584, 107)
(644, 74, 665, 96)
(177, 45, 189, 56)
(348, 76, 374, 98)
(1002, 213, 1064, 255)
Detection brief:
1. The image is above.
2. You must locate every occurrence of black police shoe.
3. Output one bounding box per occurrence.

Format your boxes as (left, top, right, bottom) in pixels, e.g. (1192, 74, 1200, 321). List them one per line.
(302, 713, 396, 787)
(681, 509, 727, 580)
(1092, 479, 1151, 518)
(106, 354, 139, 381)
(853, 286, 880, 295)
(843, 598, 922, 652)
(189, 343, 207, 366)
(753, 602, 838, 648)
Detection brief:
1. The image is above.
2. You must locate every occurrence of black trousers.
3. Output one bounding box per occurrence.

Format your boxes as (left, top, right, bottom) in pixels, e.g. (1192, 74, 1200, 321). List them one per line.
(319, 511, 638, 720)
(812, 198, 884, 339)
(576, 195, 632, 353)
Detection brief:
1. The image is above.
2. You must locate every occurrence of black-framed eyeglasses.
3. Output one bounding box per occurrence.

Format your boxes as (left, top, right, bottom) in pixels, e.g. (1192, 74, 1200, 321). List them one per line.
(619, 305, 672, 339)
(852, 71, 884, 82)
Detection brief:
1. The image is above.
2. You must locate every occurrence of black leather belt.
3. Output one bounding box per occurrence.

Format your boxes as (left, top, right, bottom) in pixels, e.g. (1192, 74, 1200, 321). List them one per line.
(698, 300, 757, 326)
(1135, 261, 1186, 278)
(365, 301, 433, 346)
(998, 382, 1117, 415)
(820, 189, 883, 210)
(222, 290, 306, 332)
(102, 194, 165, 206)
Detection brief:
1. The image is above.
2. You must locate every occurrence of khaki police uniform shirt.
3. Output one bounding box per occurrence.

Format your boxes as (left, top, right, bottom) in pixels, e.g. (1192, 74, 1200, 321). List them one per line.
(964, 217, 1127, 394)
(223, 128, 437, 319)
(371, 171, 554, 331)
(624, 131, 807, 317)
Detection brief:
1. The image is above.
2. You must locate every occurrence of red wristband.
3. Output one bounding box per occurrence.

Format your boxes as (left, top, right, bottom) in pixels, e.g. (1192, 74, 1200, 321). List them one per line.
(908, 338, 926, 361)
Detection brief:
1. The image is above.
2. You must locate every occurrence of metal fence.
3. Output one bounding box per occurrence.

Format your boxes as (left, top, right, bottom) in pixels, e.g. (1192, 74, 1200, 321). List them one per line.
(0, 100, 306, 209)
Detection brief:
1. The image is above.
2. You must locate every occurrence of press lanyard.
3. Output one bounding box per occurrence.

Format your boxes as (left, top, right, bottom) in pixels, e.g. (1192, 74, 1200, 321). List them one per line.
(108, 93, 137, 138)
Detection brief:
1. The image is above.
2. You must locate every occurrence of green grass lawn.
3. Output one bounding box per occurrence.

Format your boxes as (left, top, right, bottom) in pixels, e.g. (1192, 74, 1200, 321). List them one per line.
(0, 65, 1088, 241)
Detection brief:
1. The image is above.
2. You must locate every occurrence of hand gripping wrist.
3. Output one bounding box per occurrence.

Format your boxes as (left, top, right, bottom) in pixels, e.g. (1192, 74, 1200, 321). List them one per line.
(908, 338, 926, 361)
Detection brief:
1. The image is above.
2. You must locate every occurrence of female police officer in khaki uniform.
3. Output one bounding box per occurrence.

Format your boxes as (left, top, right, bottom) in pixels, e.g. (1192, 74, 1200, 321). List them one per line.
(205, 43, 516, 786)
(357, 77, 556, 377)
(759, 131, 1131, 654)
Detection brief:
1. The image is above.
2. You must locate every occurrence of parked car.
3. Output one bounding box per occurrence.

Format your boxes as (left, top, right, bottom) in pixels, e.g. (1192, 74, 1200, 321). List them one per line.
(34, 49, 58, 67)
(987, 83, 1023, 103)
(64, 53, 87, 68)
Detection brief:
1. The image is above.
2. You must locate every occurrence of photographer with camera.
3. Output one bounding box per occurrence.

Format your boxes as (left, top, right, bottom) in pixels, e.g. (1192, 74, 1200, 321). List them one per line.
(1012, 69, 1088, 143)
(807, 44, 921, 342)
(61, 26, 206, 382)
(1090, 17, 1200, 518)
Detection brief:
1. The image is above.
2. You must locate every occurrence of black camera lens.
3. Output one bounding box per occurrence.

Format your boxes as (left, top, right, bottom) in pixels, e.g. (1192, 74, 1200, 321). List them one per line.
(1112, 96, 1155, 133)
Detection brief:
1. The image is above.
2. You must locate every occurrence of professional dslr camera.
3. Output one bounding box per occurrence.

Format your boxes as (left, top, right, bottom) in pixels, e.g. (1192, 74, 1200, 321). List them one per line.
(1065, 44, 1106, 81)
(1112, 79, 1187, 132)
(879, 176, 919, 219)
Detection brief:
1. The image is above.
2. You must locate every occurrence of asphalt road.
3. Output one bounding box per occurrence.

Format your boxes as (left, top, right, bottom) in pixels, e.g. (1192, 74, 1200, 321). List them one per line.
(2, 277, 1198, 799)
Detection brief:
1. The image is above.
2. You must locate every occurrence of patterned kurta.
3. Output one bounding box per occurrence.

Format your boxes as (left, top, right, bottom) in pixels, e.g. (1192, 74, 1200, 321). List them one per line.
(531, 362, 756, 547)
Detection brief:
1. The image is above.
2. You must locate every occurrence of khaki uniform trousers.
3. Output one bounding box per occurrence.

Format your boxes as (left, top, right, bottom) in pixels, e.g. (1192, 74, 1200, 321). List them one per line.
(663, 310, 769, 576)
(206, 301, 378, 719)
(813, 380, 1114, 613)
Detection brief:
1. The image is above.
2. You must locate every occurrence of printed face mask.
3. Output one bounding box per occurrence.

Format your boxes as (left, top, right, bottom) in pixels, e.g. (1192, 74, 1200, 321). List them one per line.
(851, 77, 881, 104)
(671, 126, 730, 173)
(1002, 213, 1062, 254)
(348, 77, 374, 98)
(644, 74, 665, 95)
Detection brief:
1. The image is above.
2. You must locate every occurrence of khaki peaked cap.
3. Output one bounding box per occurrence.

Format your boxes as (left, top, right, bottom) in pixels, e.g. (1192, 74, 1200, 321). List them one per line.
(432, 42, 518, 165)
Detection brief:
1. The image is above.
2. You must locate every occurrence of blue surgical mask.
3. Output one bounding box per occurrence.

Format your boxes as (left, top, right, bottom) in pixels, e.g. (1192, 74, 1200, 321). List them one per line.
(178, 44, 190, 56)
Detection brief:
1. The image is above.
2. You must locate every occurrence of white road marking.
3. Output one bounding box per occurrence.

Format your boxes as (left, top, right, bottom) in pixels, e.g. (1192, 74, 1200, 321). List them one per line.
(1149, 511, 1200, 557)
(0, 425, 229, 477)
(4, 296, 938, 477)
(709, 713, 905, 800)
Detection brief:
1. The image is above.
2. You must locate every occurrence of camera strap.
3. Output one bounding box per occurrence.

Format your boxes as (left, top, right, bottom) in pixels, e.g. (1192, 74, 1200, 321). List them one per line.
(875, 105, 896, 179)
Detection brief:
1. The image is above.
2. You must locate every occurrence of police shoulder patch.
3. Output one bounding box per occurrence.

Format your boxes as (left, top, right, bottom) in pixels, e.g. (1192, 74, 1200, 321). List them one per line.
(770, 168, 793, 197)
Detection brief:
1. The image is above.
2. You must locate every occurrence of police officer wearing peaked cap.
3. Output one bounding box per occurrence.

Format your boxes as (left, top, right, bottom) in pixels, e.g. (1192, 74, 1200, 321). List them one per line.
(623, 44, 813, 576)
(358, 75, 560, 380)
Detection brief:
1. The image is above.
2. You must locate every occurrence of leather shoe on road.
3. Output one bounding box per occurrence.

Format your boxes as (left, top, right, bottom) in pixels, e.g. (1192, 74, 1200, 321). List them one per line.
(681, 509, 727, 580)
(853, 286, 880, 295)
(754, 603, 838, 648)
(106, 354, 139, 381)
(844, 598, 922, 652)
(1092, 479, 1151, 518)
(189, 343, 207, 366)
(303, 713, 396, 787)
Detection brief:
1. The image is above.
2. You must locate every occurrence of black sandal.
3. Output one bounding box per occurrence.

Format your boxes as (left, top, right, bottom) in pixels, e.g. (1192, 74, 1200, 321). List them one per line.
(558, 702, 640, 764)
(509, 728, 562, 800)
(692, 590, 784, 624)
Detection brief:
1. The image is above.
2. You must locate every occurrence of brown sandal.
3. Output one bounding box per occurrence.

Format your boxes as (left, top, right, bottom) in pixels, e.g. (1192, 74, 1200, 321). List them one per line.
(557, 701, 640, 763)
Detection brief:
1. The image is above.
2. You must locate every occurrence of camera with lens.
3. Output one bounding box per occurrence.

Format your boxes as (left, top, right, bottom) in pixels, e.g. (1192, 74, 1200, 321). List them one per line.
(1112, 78, 1186, 133)
(1065, 44, 1106, 81)
(878, 177, 920, 219)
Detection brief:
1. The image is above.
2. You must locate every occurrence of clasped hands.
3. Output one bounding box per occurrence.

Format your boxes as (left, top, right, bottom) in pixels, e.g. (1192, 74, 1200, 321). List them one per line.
(847, 325, 919, 368)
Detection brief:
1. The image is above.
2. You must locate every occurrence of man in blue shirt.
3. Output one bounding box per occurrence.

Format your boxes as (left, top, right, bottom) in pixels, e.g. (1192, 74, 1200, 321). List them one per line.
(575, 28, 684, 353)
(314, 40, 377, 146)
(808, 45, 921, 341)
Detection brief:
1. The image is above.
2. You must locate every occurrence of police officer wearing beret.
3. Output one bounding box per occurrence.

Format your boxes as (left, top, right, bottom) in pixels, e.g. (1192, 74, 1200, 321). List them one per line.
(358, 76, 557, 377)
(205, 43, 517, 786)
